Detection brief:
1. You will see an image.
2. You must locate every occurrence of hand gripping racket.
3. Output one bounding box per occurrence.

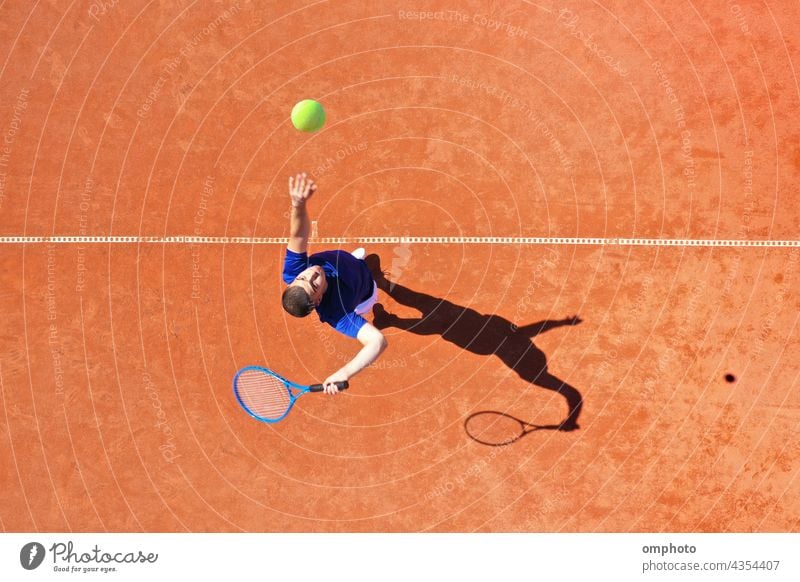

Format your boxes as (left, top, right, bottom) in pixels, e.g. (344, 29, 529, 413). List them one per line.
(464, 411, 560, 446)
(233, 366, 348, 423)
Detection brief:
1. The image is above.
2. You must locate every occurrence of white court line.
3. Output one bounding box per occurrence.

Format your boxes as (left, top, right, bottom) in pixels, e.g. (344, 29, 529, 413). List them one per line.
(0, 236, 798, 247)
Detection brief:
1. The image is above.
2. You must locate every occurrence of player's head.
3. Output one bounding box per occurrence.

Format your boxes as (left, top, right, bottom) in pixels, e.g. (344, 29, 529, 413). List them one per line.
(282, 266, 327, 317)
(282, 286, 314, 317)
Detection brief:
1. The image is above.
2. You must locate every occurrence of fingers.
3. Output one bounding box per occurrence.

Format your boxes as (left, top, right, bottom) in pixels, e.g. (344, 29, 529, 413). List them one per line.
(290, 173, 316, 198)
(303, 174, 316, 195)
(323, 382, 340, 395)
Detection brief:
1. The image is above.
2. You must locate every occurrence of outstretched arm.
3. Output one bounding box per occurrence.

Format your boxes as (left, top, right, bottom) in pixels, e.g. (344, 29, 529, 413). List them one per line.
(287, 172, 316, 254)
(514, 315, 582, 337)
(322, 323, 388, 393)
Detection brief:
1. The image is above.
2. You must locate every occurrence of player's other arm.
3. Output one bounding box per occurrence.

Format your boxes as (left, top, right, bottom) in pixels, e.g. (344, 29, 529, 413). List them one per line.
(322, 323, 388, 393)
(287, 172, 316, 254)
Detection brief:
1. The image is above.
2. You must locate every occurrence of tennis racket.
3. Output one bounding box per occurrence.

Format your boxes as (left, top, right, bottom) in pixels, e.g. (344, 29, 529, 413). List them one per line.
(233, 366, 348, 423)
(464, 411, 559, 446)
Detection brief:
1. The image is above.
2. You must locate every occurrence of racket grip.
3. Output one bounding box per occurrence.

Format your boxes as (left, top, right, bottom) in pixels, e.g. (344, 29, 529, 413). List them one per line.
(309, 381, 349, 392)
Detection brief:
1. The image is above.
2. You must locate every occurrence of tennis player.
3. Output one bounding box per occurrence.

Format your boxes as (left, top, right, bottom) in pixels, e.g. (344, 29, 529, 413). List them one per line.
(281, 172, 387, 394)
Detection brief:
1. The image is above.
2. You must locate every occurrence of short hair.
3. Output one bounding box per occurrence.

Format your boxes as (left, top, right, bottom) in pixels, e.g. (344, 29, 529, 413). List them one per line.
(282, 285, 314, 317)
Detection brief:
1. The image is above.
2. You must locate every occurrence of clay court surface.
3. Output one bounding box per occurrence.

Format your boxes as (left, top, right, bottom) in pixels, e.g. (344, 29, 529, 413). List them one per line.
(1, 0, 799, 532)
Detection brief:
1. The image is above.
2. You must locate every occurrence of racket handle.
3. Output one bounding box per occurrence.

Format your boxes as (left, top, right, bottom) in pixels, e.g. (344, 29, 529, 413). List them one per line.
(309, 381, 349, 392)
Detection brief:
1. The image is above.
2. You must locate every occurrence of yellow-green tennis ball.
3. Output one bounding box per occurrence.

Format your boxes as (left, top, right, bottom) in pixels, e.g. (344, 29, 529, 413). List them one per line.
(291, 99, 326, 132)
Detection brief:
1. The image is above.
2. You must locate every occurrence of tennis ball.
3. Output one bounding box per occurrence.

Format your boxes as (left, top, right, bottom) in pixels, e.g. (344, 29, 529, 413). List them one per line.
(291, 99, 326, 132)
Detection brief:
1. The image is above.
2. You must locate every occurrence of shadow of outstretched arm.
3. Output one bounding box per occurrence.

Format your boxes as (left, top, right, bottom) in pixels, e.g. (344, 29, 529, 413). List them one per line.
(514, 316, 583, 338)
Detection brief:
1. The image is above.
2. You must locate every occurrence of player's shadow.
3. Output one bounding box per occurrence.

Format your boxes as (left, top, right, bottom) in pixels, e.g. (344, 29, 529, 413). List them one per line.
(366, 254, 583, 433)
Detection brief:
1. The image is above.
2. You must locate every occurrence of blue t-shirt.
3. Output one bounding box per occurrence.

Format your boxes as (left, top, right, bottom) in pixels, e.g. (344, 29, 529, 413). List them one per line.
(282, 249, 374, 338)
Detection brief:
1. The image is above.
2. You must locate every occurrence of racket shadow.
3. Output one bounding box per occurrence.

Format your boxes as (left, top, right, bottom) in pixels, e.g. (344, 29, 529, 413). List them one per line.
(464, 411, 562, 446)
(366, 254, 584, 435)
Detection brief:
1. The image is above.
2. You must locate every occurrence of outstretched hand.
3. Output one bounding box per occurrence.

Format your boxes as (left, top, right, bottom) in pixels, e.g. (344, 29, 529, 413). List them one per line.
(289, 172, 316, 207)
(563, 315, 583, 325)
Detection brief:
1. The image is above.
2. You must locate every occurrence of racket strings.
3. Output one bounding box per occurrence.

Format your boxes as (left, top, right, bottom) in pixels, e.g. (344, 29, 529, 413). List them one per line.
(465, 412, 527, 446)
(236, 370, 292, 419)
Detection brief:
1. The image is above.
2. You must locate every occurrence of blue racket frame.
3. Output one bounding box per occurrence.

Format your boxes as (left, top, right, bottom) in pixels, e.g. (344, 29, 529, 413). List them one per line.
(232, 365, 348, 423)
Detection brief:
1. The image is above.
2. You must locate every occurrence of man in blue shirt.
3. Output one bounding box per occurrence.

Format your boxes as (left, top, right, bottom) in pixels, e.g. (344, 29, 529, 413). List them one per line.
(281, 172, 387, 393)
